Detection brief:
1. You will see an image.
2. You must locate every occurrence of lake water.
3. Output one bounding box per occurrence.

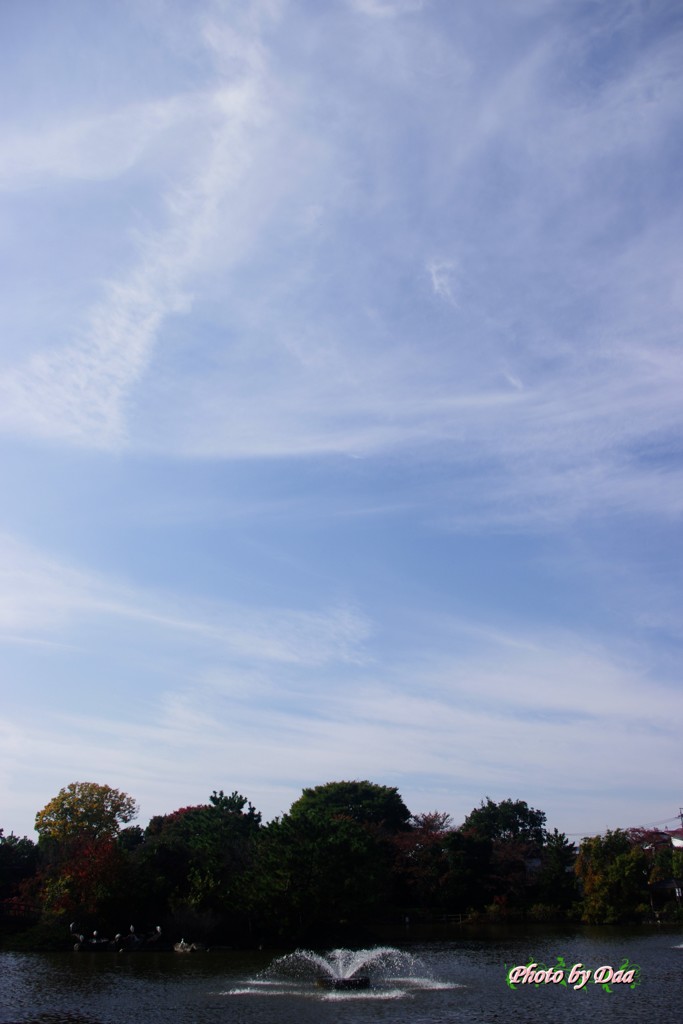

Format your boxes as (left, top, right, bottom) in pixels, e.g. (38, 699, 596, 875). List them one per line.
(2, 926, 683, 1023)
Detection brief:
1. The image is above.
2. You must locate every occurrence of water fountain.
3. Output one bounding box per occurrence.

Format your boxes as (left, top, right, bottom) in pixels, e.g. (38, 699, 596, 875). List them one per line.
(271, 947, 391, 990)
(229, 946, 451, 999)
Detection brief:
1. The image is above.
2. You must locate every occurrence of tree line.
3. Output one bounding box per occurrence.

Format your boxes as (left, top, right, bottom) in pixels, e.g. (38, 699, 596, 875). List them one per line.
(1, 780, 681, 948)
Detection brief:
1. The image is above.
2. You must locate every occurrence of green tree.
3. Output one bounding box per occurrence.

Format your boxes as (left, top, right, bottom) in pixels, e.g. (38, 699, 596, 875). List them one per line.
(673, 847, 683, 879)
(253, 809, 392, 939)
(536, 829, 577, 912)
(458, 798, 548, 914)
(134, 792, 261, 930)
(0, 830, 38, 901)
(462, 798, 547, 848)
(117, 825, 144, 853)
(575, 830, 649, 923)
(35, 782, 138, 842)
(250, 782, 411, 940)
(288, 781, 411, 833)
(209, 789, 260, 818)
(443, 828, 494, 912)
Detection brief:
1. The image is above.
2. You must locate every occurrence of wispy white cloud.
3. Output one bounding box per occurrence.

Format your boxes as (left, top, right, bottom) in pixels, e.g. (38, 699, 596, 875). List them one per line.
(0, 533, 370, 667)
(0, 0, 681, 844)
(350, 0, 426, 17)
(0, 531, 677, 838)
(143, 7, 683, 527)
(0, 34, 270, 447)
(2, 612, 678, 837)
(427, 259, 458, 304)
(0, 95, 204, 189)
(0, 1, 680, 533)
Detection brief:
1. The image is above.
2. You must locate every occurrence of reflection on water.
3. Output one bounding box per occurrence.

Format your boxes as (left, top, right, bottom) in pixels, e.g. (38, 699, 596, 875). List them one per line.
(226, 979, 447, 1001)
(2, 928, 683, 1023)
(1, 1017, 102, 1024)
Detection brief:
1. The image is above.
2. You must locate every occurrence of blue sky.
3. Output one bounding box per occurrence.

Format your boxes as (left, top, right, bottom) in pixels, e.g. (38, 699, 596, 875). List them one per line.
(1, 0, 682, 841)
